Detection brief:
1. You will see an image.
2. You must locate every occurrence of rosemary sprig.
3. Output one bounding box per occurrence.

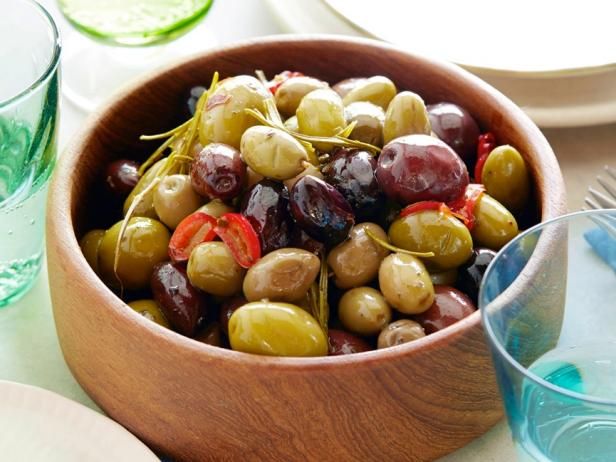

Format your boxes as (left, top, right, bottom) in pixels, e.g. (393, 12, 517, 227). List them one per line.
(365, 228, 435, 258)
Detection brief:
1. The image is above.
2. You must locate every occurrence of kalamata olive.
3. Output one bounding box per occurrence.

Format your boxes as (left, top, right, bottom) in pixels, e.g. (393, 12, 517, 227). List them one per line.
(344, 102, 385, 146)
(480, 145, 531, 212)
(241, 180, 292, 254)
(338, 286, 391, 336)
(196, 199, 234, 218)
(98, 217, 170, 290)
(127, 299, 170, 328)
(79, 229, 105, 274)
(123, 159, 166, 218)
(328, 329, 371, 355)
(194, 322, 223, 346)
(290, 175, 355, 247)
(322, 148, 383, 220)
(429, 268, 458, 286)
(228, 301, 327, 357)
(104, 159, 139, 197)
(413, 286, 476, 334)
(190, 143, 246, 200)
(289, 228, 325, 256)
(186, 85, 206, 117)
(275, 76, 329, 118)
(388, 210, 473, 271)
(377, 319, 426, 349)
(472, 194, 519, 250)
(219, 296, 247, 335)
(427, 102, 480, 165)
(151, 262, 207, 336)
(296, 88, 346, 151)
(153, 174, 202, 229)
(342, 76, 397, 109)
(383, 91, 431, 143)
(378, 253, 435, 314)
(242, 248, 320, 302)
(327, 223, 389, 289)
(332, 77, 366, 99)
(376, 134, 469, 204)
(199, 75, 272, 149)
(283, 163, 324, 192)
(456, 248, 497, 304)
(187, 242, 245, 296)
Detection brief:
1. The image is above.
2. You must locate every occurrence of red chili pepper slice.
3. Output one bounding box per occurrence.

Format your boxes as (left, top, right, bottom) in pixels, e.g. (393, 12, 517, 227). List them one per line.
(474, 132, 496, 182)
(399, 201, 453, 218)
(214, 213, 261, 268)
(267, 71, 304, 95)
(168, 212, 217, 262)
(448, 183, 485, 230)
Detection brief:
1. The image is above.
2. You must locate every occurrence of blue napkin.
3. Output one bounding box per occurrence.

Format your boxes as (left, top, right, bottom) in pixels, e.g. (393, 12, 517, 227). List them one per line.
(584, 227, 616, 272)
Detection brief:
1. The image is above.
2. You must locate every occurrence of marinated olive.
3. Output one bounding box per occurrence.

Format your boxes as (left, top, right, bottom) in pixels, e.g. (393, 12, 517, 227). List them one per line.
(123, 158, 166, 218)
(456, 247, 497, 304)
(246, 167, 265, 188)
(344, 101, 385, 146)
(241, 180, 292, 254)
(472, 194, 519, 250)
(388, 210, 473, 270)
(228, 301, 327, 357)
(413, 286, 476, 334)
(194, 322, 223, 346)
(199, 75, 272, 149)
(296, 88, 346, 146)
(342, 76, 397, 110)
(378, 253, 435, 314)
(240, 125, 308, 180)
(338, 286, 391, 336)
(79, 229, 105, 274)
(242, 248, 320, 302)
(127, 299, 170, 328)
(187, 242, 245, 296)
(104, 159, 139, 197)
(275, 76, 329, 118)
(197, 199, 234, 218)
(289, 228, 325, 256)
(322, 148, 383, 220)
(98, 217, 170, 290)
(284, 115, 299, 132)
(219, 296, 247, 335)
(151, 262, 207, 336)
(290, 175, 355, 247)
(332, 77, 366, 99)
(427, 102, 480, 164)
(377, 319, 425, 349)
(429, 268, 458, 286)
(153, 174, 202, 229)
(480, 145, 531, 212)
(327, 223, 389, 289)
(383, 91, 431, 143)
(328, 329, 371, 355)
(283, 162, 324, 192)
(190, 143, 246, 200)
(185, 85, 206, 117)
(376, 135, 469, 204)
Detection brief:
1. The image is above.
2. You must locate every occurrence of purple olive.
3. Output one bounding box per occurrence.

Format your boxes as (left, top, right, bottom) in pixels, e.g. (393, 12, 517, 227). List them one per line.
(190, 143, 246, 200)
(289, 227, 325, 256)
(328, 329, 371, 355)
(456, 248, 497, 304)
(104, 159, 139, 197)
(218, 296, 247, 336)
(427, 102, 480, 166)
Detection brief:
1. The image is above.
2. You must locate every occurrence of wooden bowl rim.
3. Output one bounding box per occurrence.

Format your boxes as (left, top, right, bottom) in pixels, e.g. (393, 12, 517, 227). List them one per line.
(51, 34, 566, 371)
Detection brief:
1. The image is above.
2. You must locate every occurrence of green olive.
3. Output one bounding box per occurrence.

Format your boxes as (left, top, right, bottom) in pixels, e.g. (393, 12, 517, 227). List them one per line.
(332, 77, 366, 99)
(196, 199, 235, 218)
(228, 301, 327, 357)
(283, 163, 323, 191)
(378, 253, 435, 314)
(481, 145, 531, 212)
(338, 286, 392, 336)
(275, 76, 329, 118)
(123, 158, 166, 218)
(187, 242, 245, 296)
(199, 75, 272, 149)
(284, 115, 299, 132)
(79, 229, 105, 273)
(344, 101, 385, 146)
(153, 174, 202, 229)
(297, 88, 346, 151)
(383, 91, 431, 144)
(243, 248, 320, 302)
(388, 210, 473, 271)
(327, 223, 389, 289)
(98, 217, 170, 290)
(127, 299, 170, 328)
(240, 125, 308, 180)
(429, 268, 458, 286)
(377, 319, 426, 349)
(342, 76, 397, 109)
(472, 194, 519, 250)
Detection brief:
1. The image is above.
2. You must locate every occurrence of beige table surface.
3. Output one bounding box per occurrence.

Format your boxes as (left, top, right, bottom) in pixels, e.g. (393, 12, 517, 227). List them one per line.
(1, 0, 614, 460)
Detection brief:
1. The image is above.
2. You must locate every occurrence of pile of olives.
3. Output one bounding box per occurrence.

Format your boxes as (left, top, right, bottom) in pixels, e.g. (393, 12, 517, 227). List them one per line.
(80, 70, 533, 357)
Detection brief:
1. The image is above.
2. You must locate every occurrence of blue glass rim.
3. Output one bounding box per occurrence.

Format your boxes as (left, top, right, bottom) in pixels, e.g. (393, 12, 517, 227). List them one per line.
(0, 0, 61, 108)
(479, 208, 616, 407)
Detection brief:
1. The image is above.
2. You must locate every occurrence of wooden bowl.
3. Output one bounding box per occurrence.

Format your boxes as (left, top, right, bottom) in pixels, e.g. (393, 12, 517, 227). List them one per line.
(47, 36, 566, 461)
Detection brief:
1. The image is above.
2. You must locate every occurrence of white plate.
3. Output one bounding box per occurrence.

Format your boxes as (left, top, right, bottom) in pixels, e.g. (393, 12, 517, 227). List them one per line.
(0, 380, 159, 462)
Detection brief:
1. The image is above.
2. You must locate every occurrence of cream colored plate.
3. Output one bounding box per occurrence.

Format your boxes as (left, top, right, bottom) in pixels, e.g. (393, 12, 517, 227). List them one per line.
(0, 380, 159, 462)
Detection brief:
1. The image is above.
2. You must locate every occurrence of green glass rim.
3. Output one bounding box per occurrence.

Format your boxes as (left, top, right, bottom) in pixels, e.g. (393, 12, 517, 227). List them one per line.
(479, 208, 616, 407)
(0, 0, 62, 108)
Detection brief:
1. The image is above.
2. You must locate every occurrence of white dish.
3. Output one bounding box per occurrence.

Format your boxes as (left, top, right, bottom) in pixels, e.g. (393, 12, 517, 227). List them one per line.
(0, 380, 159, 462)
